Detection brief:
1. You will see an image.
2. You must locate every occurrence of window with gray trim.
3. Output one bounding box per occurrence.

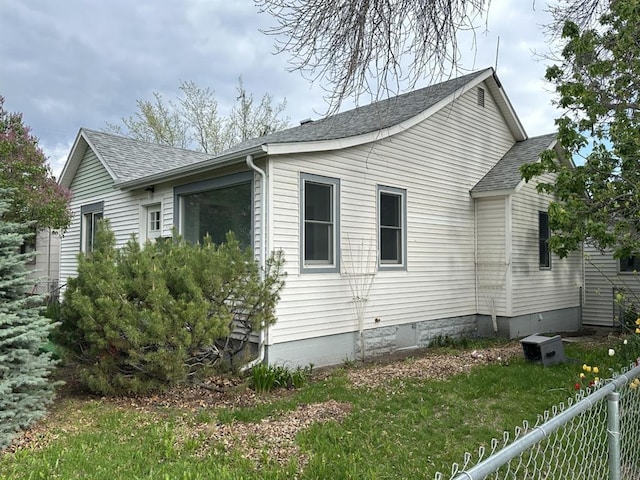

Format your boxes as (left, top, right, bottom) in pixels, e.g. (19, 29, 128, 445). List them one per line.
(301, 173, 340, 273)
(620, 256, 640, 273)
(378, 185, 406, 269)
(539, 210, 551, 269)
(174, 172, 253, 248)
(80, 201, 104, 253)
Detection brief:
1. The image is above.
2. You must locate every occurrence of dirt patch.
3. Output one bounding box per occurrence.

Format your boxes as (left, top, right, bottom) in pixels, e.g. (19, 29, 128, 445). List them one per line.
(347, 342, 524, 389)
(6, 341, 524, 459)
(177, 400, 352, 470)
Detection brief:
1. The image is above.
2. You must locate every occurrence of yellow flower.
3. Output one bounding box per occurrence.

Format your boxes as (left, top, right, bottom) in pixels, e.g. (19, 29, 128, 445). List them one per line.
(636, 328, 640, 334)
(579, 373, 585, 379)
(582, 364, 589, 371)
(593, 367, 599, 374)
(585, 365, 592, 373)
(636, 318, 640, 325)
(594, 377, 600, 383)
(631, 379, 640, 390)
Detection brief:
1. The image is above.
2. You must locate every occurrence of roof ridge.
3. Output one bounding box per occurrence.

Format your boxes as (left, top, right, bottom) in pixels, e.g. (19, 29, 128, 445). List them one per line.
(81, 128, 212, 156)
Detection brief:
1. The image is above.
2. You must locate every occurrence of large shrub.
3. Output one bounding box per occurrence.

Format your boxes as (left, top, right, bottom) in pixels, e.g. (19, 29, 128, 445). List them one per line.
(56, 221, 285, 395)
(0, 194, 58, 449)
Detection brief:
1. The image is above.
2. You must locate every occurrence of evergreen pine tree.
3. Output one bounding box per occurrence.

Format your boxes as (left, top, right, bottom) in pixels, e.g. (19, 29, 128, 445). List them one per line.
(0, 193, 58, 449)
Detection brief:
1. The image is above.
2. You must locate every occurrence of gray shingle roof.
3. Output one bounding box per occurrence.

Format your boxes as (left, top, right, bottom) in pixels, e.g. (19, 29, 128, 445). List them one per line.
(82, 129, 213, 183)
(77, 68, 493, 187)
(471, 133, 557, 194)
(223, 69, 491, 155)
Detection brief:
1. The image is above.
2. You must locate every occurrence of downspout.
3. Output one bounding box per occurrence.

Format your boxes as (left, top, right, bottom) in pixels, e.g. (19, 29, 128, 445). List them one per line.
(241, 154, 267, 371)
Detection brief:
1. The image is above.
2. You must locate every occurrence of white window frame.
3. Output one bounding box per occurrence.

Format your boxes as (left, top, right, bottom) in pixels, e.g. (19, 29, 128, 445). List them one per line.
(378, 185, 407, 270)
(140, 203, 162, 242)
(300, 173, 340, 273)
(80, 201, 104, 253)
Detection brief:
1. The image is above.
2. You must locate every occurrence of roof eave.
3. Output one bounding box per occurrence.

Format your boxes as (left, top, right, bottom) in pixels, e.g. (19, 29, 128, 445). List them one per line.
(264, 69, 497, 156)
(470, 188, 515, 199)
(115, 145, 266, 191)
(59, 128, 120, 188)
(58, 129, 87, 188)
(486, 72, 527, 141)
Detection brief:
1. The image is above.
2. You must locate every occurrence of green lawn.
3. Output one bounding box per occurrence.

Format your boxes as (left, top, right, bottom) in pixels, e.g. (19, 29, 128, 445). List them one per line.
(0, 338, 619, 480)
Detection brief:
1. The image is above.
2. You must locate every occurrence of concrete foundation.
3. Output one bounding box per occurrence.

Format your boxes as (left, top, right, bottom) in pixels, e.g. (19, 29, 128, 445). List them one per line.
(266, 306, 582, 368)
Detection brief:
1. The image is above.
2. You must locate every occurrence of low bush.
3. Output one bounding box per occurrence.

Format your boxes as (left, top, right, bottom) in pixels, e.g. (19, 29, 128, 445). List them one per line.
(55, 221, 285, 395)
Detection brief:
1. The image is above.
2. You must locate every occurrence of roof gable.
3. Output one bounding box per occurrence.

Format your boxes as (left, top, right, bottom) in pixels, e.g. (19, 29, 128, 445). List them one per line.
(60, 68, 529, 190)
(470, 133, 558, 198)
(223, 67, 525, 156)
(59, 129, 213, 188)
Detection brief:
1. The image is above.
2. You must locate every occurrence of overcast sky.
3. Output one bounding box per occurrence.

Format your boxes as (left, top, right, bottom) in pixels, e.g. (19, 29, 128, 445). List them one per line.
(0, 0, 560, 177)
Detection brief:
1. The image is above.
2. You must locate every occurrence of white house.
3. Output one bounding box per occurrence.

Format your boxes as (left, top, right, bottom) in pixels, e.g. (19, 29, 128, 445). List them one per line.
(58, 68, 583, 367)
(583, 247, 640, 328)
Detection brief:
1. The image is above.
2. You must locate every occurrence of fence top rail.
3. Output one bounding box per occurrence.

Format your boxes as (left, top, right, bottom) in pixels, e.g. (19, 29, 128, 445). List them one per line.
(448, 362, 640, 480)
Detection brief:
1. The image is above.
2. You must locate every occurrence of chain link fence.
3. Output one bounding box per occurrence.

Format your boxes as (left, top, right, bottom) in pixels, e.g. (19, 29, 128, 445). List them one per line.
(435, 362, 640, 480)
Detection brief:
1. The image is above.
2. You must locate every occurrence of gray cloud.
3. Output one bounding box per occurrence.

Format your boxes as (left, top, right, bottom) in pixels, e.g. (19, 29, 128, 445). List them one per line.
(0, 0, 561, 176)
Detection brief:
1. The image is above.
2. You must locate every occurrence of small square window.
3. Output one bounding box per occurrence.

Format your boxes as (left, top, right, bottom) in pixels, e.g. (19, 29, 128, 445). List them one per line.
(146, 205, 161, 240)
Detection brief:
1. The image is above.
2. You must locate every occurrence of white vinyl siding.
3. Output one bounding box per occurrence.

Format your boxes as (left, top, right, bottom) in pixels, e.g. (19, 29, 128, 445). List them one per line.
(60, 153, 260, 287)
(510, 174, 582, 316)
(583, 247, 640, 327)
(476, 196, 509, 316)
(268, 81, 517, 344)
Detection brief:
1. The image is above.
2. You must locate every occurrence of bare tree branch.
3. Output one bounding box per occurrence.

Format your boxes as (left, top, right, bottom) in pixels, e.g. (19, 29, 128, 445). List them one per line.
(256, 0, 611, 112)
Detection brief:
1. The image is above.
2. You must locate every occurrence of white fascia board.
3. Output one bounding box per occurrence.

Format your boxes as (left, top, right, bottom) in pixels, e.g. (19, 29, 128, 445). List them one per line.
(470, 188, 515, 199)
(264, 70, 496, 156)
(58, 130, 86, 188)
(486, 76, 527, 141)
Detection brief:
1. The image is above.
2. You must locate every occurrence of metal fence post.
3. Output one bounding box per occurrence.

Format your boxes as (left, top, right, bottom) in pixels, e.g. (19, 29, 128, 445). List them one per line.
(607, 391, 621, 480)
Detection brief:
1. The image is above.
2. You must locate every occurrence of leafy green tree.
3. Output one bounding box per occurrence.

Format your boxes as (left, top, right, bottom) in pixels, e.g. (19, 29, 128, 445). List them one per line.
(521, 0, 640, 260)
(0, 193, 58, 449)
(56, 221, 285, 395)
(0, 97, 72, 231)
(105, 77, 288, 154)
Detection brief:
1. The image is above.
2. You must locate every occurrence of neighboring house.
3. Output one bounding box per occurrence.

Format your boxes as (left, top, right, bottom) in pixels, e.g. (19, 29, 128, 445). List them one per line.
(583, 247, 640, 328)
(58, 67, 583, 368)
(25, 229, 61, 298)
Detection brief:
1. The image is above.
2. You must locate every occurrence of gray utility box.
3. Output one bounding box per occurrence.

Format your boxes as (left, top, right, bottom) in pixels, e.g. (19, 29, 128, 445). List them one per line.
(520, 334, 566, 366)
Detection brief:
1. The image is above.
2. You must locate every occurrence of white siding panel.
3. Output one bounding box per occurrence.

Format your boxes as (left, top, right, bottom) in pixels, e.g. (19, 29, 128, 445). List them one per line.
(510, 174, 582, 316)
(60, 150, 113, 284)
(476, 197, 508, 316)
(583, 247, 640, 327)
(269, 82, 517, 344)
(60, 149, 152, 285)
